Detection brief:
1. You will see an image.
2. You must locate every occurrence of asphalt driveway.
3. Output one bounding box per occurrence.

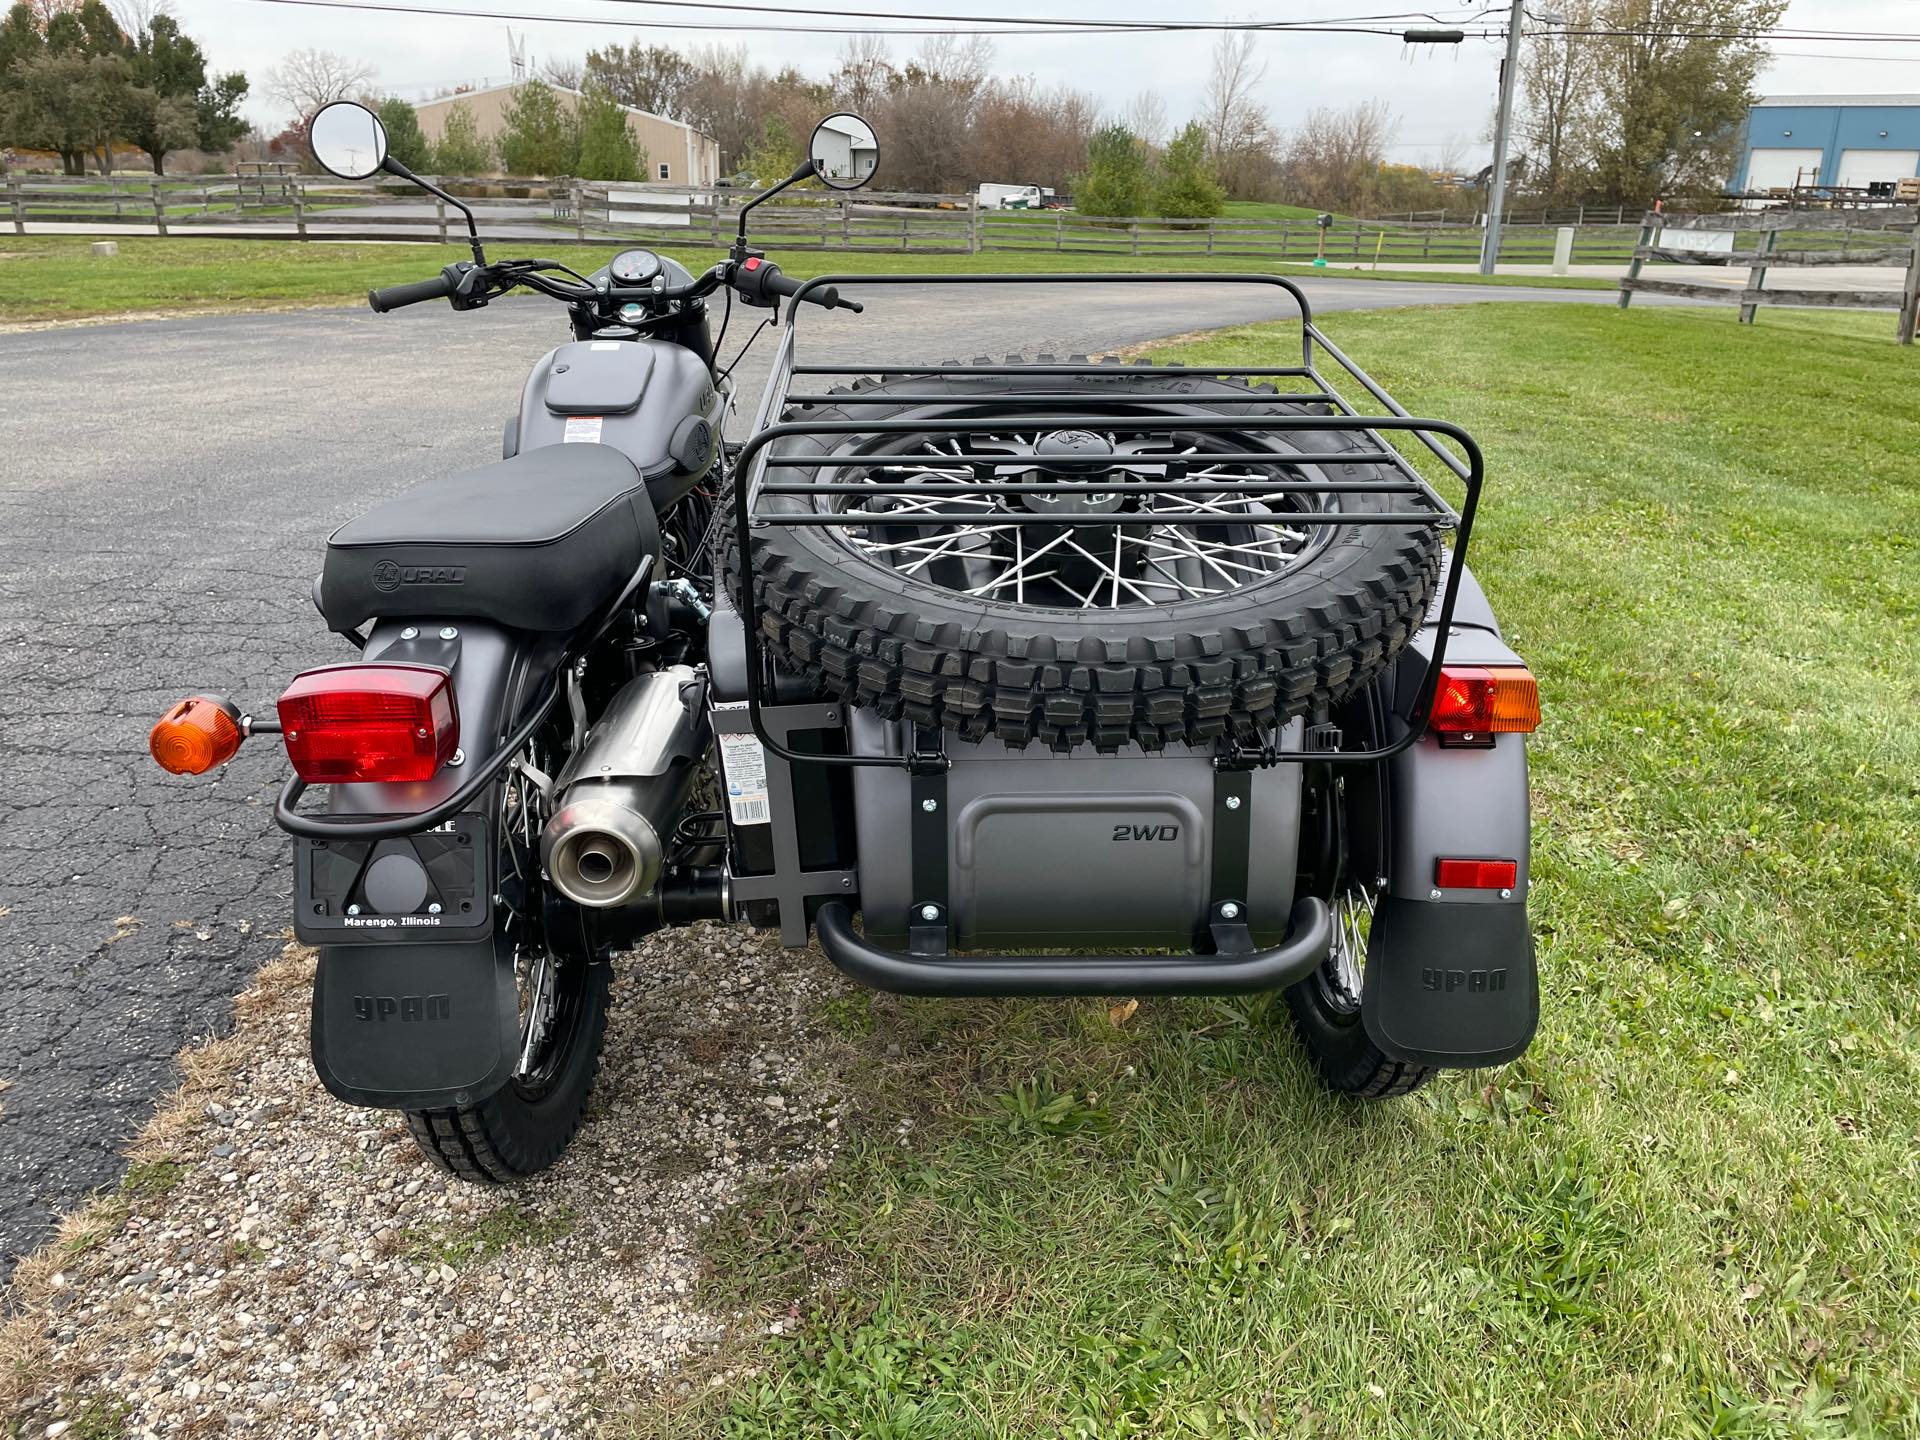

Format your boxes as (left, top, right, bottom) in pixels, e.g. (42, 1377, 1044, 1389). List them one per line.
(0, 274, 1667, 1268)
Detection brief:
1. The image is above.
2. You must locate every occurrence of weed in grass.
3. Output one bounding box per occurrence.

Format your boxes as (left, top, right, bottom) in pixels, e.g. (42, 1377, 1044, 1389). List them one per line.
(814, 991, 875, 1038)
(402, 1203, 574, 1269)
(63, 1391, 132, 1440)
(720, 1294, 964, 1440)
(992, 1075, 1112, 1138)
(119, 1160, 184, 1198)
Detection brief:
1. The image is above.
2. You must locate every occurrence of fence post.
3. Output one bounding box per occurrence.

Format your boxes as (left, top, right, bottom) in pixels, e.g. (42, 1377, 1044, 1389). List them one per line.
(1281, 221, 1290, 258)
(1207, 218, 1216, 256)
(1740, 227, 1778, 324)
(436, 197, 448, 244)
(1552, 225, 1575, 275)
(1897, 232, 1920, 346)
(966, 197, 977, 254)
(574, 182, 586, 244)
(1617, 215, 1657, 309)
(149, 176, 168, 237)
(7, 175, 22, 235)
(1055, 212, 1063, 252)
(293, 186, 306, 241)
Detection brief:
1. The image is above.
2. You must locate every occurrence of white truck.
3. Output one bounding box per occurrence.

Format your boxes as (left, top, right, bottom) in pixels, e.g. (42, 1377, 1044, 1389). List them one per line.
(975, 182, 1047, 210)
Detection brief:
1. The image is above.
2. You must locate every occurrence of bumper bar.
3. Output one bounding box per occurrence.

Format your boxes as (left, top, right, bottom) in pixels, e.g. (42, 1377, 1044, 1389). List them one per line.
(813, 897, 1331, 997)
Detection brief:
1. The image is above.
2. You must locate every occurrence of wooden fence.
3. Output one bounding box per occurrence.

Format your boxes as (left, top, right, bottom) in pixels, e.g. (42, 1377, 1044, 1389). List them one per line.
(1616, 209, 1920, 343)
(568, 183, 1647, 264)
(9, 172, 1655, 266)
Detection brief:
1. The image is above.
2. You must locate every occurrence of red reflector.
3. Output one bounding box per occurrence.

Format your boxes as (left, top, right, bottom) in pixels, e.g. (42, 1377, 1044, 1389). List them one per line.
(276, 664, 458, 784)
(1429, 665, 1540, 735)
(1434, 857, 1518, 890)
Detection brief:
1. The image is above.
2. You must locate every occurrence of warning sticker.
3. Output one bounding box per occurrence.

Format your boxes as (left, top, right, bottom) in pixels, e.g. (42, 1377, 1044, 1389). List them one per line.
(713, 701, 770, 825)
(563, 415, 603, 444)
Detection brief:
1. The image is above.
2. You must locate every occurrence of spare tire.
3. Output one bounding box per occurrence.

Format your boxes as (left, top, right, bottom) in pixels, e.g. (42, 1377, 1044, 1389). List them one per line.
(723, 356, 1441, 752)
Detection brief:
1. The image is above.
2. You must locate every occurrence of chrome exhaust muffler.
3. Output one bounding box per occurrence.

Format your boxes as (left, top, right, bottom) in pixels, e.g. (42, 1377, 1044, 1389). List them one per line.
(541, 666, 709, 907)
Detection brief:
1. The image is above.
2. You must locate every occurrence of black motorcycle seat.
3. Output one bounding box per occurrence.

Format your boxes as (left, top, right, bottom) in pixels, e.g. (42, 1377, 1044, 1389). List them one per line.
(317, 443, 660, 633)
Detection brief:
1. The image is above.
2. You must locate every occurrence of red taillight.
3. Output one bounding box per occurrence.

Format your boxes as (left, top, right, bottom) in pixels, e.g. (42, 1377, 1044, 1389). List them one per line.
(1434, 857, 1518, 890)
(276, 664, 458, 784)
(1429, 665, 1540, 737)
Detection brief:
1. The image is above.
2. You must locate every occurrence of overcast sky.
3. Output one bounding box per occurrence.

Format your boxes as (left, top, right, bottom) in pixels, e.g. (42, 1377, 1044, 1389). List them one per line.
(163, 0, 1920, 166)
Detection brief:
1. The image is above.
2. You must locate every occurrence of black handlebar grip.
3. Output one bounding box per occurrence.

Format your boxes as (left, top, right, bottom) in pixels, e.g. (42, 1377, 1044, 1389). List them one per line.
(367, 273, 457, 313)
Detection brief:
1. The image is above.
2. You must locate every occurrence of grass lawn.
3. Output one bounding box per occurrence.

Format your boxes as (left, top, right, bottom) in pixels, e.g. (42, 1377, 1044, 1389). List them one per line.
(0, 235, 1612, 321)
(621, 305, 1919, 1439)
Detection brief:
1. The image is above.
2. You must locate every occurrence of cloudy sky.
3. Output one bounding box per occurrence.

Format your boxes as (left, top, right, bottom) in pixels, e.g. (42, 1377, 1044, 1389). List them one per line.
(161, 0, 1920, 166)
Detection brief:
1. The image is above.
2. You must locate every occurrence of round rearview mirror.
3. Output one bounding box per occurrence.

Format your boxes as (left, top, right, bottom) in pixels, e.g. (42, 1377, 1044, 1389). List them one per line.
(309, 100, 389, 180)
(809, 112, 878, 190)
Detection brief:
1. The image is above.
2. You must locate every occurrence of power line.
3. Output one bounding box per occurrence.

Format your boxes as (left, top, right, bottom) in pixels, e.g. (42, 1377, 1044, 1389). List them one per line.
(228, 0, 1505, 36)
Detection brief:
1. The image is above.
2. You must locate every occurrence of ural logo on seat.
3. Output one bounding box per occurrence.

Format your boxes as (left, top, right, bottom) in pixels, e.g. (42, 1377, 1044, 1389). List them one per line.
(353, 993, 452, 1021)
(1112, 823, 1180, 841)
(371, 560, 466, 593)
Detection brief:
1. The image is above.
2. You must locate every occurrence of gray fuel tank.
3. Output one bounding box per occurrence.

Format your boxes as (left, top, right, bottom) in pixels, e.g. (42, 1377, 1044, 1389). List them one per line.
(517, 338, 722, 508)
(850, 711, 1302, 951)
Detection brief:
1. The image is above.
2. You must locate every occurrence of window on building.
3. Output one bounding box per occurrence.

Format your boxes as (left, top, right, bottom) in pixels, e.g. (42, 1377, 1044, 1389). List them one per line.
(658, 162, 671, 181)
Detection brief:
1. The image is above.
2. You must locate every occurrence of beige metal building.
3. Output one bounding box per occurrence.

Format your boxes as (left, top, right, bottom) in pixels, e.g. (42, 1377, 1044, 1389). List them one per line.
(413, 82, 720, 183)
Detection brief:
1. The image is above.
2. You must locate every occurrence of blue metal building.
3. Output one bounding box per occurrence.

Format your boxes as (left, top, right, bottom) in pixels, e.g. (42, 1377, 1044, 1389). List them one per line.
(1734, 94, 1920, 193)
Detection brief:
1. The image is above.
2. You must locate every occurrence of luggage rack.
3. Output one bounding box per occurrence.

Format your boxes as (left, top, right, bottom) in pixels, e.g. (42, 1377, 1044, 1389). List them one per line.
(728, 271, 1484, 774)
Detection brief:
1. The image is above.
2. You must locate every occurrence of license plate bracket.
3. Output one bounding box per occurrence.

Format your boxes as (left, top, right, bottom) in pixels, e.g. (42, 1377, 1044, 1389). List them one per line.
(293, 813, 492, 945)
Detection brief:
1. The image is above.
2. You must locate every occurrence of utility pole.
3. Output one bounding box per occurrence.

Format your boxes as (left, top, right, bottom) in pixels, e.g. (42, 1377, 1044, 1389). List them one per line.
(1479, 0, 1527, 276)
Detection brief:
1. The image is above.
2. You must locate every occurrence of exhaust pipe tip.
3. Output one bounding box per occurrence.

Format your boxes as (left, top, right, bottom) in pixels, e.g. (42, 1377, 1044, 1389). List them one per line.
(542, 793, 664, 907)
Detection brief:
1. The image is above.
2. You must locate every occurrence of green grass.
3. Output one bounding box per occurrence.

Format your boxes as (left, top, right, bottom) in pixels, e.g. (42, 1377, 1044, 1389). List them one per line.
(623, 305, 1920, 1440)
(0, 235, 1612, 321)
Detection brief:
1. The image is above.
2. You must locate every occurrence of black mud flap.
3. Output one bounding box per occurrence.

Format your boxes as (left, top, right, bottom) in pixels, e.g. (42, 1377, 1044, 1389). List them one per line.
(1361, 896, 1538, 1068)
(310, 934, 520, 1110)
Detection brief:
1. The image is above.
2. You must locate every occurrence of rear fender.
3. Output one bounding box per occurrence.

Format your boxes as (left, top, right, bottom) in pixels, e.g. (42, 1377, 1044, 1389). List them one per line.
(306, 618, 557, 1109)
(1360, 583, 1539, 1068)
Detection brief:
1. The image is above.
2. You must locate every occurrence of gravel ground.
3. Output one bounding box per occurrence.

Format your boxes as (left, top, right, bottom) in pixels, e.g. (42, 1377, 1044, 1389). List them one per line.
(1, 924, 852, 1438)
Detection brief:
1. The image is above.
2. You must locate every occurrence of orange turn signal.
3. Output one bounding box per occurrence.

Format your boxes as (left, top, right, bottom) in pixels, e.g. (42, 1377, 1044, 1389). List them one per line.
(149, 695, 244, 775)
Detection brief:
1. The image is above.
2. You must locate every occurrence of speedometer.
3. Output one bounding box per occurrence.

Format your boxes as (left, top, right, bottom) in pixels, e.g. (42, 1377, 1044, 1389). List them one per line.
(608, 249, 663, 284)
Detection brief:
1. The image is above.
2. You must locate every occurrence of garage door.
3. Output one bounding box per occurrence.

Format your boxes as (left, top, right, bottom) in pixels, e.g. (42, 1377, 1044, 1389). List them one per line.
(1835, 148, 1920, 188)
(1745, 147, 1824, 189)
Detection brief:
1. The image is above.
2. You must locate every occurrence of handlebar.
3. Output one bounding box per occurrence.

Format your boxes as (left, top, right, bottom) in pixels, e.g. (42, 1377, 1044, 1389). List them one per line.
(363, 256, 863, 319)
(367, 272, 457, 312)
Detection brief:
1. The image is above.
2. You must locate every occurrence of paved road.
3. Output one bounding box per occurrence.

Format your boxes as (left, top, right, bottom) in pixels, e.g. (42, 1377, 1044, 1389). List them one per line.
(0, 274, 1658, 1268)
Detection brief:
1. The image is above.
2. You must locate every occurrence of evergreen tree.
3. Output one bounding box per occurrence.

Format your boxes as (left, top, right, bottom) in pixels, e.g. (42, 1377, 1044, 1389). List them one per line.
(376, 95, 430, 170)
(497, 78, 578, 176)
(574, 83, 642, 182)
(432, 100, 493, 174)
(1072, 124, 1150, 218)
(1151, 121, 1224, 219)
(125, 13, 247, 173)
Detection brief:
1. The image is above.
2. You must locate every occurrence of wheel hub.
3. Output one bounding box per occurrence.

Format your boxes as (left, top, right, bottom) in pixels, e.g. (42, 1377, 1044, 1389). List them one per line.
(1019, 430, 1124, 516)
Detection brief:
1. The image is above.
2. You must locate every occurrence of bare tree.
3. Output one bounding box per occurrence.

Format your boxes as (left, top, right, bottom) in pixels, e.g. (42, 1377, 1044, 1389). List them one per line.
(1519, 0, 1598, 200)
(1201, 31, 1278, 196)
(1279, 99, 1401, 213)
(832, 33, 893, 113)
(108, 0, 165, 36)
(267, 48, 375, 117)
(1123, 89, 1167, 148)
(540, 55, 582, 91)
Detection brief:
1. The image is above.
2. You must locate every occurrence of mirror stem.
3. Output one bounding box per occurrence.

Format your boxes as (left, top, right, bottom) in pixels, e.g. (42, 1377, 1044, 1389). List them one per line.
(382, 156, 486, 265)
(732, 158, 821, 261)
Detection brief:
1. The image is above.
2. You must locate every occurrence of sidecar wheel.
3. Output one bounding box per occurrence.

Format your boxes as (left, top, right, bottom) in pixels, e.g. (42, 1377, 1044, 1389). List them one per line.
(403, 956, 609, 1182)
